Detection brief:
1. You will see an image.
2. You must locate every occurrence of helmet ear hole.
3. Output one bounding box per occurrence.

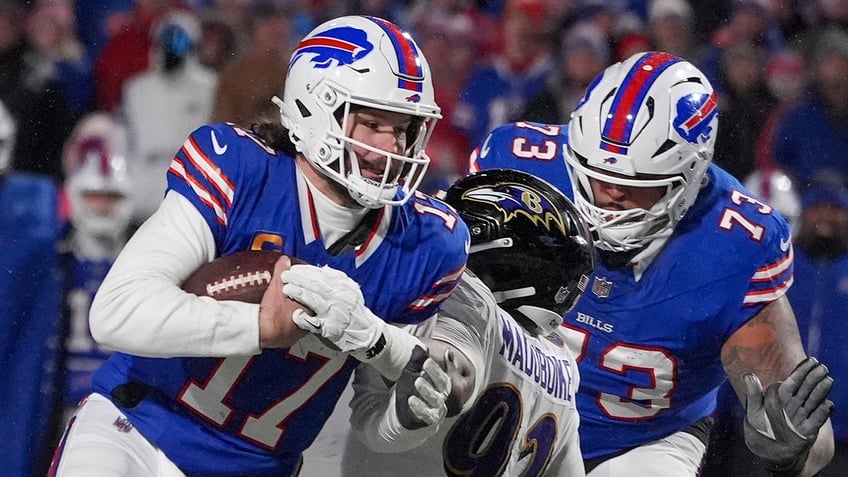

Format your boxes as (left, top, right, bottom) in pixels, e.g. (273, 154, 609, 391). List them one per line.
(295, 99, 312, 118)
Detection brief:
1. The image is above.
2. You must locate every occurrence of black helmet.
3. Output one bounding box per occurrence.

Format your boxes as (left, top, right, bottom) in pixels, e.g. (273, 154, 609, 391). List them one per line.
(442, 169, 595, 334)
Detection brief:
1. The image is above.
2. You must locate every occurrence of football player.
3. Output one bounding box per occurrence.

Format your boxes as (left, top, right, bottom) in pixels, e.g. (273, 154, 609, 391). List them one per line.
(470, 51, 834, 477)
(58, 113, 134, 420)
(320, 169, 594, 476)
(0, 98, 64, 477)
(49, 16, 468, 477)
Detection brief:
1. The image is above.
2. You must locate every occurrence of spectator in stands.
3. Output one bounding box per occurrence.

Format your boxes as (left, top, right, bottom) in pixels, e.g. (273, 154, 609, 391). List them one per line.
(73, 0, 133, 59)
(210, 3, 292, 126)
(0, 95, 65, 477)
(765, 49, 807, 105)
(771, 28, 848, 190)
(450, 0, 556, 147)
(25, 0, 94, 118)
(93, 0, 178, 111)
(196, 15, 238, 72)
(413, 12, 480, 193)
(789, 183, 848, 477)
(518, 22, 610, 124)
(121, 10, 216, 226)
(769, 0, 811, 45)
(712, 42, 778, 181)
(0, 0, 75, 183)
(647, 0, 701, 61)
(795, 0, 848, 63)
(697, 0, 785, 94)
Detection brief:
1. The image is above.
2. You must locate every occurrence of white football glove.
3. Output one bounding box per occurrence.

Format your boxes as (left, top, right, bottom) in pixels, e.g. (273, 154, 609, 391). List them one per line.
(282, 264, 421, 381)
(743, 357, 834, 477)
(394, 346, 452, 429)
(282, 264, 383, 353)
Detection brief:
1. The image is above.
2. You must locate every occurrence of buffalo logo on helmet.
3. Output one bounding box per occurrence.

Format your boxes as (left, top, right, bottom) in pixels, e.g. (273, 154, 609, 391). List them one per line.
(289, 26, 374, 69)
(673, 91, 718, 144)
(461, 182, 567, 234)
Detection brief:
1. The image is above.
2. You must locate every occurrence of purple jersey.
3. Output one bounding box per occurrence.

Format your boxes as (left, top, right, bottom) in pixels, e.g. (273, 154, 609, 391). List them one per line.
(473, 121, 794, 460)
(92, 123, 469, 477)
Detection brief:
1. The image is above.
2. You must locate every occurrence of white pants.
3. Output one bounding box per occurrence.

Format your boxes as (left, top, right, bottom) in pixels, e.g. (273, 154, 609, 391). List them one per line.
(50, 393, 186, 477)
(587, 430, 706, 477)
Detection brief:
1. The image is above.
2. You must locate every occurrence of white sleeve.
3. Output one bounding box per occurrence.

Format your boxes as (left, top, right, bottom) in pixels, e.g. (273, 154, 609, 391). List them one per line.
(89, 191, 262, 357)
(429, 314, 486, 414)
(348, 319, 443, 453)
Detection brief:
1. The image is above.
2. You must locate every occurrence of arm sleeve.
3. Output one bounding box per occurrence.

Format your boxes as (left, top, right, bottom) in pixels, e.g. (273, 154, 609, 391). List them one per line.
(348, 319, 445, 453)
(429, 315, 486, 414)
(89, 191, 262, 357)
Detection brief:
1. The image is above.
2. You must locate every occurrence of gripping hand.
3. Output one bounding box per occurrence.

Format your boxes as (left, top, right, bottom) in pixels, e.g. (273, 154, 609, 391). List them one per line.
(282, 264, 384, 354)
(394, 346, 452, 430)
(743, 357, 834, 476)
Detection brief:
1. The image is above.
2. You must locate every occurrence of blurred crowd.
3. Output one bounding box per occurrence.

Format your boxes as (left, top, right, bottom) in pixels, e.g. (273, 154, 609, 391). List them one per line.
(2, 0, 848, 476)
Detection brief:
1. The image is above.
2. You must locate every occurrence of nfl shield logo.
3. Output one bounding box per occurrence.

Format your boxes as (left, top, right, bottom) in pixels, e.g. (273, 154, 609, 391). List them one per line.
(592, 277, 613, 298)
(113, 416, 134, 433)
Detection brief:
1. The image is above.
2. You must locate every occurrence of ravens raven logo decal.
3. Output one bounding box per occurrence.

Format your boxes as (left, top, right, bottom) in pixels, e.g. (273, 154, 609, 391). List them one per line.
(462, 182, 567, 234)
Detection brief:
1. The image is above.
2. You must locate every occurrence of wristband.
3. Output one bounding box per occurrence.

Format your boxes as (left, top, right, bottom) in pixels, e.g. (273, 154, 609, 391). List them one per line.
(353, 325, 421, 382)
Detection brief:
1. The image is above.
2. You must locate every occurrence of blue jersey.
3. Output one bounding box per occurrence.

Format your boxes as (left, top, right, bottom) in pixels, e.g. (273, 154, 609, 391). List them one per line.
(92, 123, 469, 477)
(468, 121, 571, 193)
(0, 173, 63, 477)
(473, 122, 794, 459)
(62, 255, 115, 406)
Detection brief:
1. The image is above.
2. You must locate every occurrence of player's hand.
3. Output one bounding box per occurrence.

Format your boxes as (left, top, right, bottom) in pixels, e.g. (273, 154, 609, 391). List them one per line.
(743, 357, 834, 475)
(394, 346, 452, 430)
(259, 256, 309, 349)
(282, 263, 385, 354)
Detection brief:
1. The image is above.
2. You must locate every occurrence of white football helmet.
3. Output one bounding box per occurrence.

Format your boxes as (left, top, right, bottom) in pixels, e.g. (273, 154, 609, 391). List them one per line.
(63, 113, 133, 241)
(274, 15, 441, 208)
(744, 168, 800, 235)
(566, 51, 718, 252)
(0, 98, 16, 175)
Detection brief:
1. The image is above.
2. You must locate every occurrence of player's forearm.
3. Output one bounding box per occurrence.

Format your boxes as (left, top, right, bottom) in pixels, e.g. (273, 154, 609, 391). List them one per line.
(89, 193, 262, 357)
(349, 364, 441, 453)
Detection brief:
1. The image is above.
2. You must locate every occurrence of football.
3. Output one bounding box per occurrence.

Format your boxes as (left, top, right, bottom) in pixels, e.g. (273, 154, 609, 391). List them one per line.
(182, 250, 302, 303)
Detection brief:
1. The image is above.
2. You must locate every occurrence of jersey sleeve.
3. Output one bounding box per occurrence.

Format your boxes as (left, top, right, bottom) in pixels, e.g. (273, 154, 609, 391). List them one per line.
(394, 194, 469, 325)
(432, 272, 499, 410)
(165, 122, 277, 249)
(348, 319, 445, 453)
(467, 121, 574, 195)
(743, 214, 794, 310)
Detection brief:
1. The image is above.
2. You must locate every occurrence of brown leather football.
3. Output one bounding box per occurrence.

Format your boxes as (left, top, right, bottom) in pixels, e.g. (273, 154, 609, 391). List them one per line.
(181, 250, 303, 303)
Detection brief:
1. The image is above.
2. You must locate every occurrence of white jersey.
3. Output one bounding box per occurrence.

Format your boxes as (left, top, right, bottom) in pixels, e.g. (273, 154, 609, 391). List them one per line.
(341, 272, 584, 477)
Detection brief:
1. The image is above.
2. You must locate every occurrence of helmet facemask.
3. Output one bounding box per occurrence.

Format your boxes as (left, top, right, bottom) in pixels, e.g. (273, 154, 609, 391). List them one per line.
(333, 102, 435, 208)
(566, 146, 704, 252)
